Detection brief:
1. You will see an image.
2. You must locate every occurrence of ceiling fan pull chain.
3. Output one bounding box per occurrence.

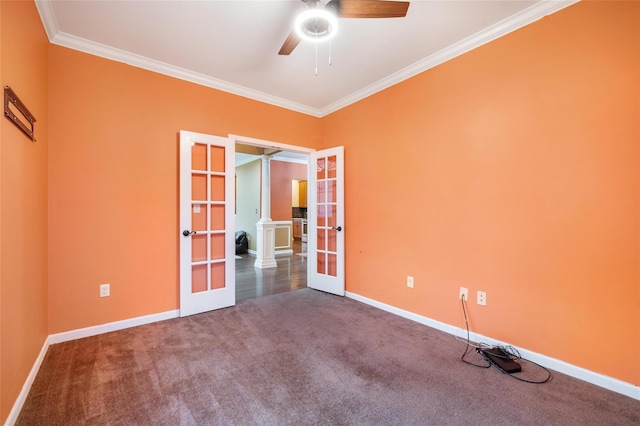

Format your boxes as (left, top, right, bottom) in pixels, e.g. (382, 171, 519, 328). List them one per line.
(315, 34, 318, 76)
(329, 40, 332, 66)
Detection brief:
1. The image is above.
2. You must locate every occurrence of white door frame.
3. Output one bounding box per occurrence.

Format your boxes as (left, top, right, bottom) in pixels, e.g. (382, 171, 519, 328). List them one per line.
(229, 135, 345, 297)
(229, 134, 315, 157)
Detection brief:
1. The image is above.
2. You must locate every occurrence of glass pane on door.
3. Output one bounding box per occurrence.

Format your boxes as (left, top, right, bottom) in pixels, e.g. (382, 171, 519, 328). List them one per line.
(192, 234, 207, 262)
(192, 264, 207, 293)
(192, 143, 207, 171)
(211, 263, 225, 290)
(192, 204, 206, 231)
(192, 174, 207, 200)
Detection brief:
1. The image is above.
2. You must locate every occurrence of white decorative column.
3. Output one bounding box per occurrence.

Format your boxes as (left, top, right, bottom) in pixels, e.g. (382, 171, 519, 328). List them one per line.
(254, 155, 277, 268)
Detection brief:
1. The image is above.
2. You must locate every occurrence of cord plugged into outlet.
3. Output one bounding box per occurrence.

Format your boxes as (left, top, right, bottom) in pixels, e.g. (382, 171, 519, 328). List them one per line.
(459, 287, 468, 301)
(458, 292, 552, 384)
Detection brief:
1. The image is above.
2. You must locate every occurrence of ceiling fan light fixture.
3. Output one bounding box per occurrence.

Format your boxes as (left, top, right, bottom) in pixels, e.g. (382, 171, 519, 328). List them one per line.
(294, 9, 338, 43)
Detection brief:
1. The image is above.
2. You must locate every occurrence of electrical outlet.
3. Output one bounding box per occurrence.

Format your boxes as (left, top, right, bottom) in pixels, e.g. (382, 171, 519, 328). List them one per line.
(99, 283, 110, 298)
(459, 287, 468, 301)
(477, 291, 487, 306)
(407, 276, 414, 288)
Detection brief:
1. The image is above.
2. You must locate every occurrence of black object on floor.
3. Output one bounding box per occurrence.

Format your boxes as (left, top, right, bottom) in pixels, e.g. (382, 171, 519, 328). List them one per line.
(479, 347, 522, 373)
(235, 230, 248, 254)
(16, 289, 640, 425)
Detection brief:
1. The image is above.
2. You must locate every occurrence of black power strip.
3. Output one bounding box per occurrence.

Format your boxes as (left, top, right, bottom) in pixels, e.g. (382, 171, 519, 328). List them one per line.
(478, 347, 522, 373)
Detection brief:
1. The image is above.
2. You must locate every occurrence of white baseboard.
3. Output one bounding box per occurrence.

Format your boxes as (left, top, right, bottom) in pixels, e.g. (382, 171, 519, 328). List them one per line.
(6, 309, 180, 425)
(8, 293, 638, 426)
(345, 291, 639, 401)
(275, 249, 294, 255)
(48, 309, 179, 344)
(5, 337, 49, 426)
(242, 249, 293, 256)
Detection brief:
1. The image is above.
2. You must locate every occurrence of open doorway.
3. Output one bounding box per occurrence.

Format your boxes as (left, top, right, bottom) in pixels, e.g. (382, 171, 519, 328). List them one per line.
(233, 138, 310, 302)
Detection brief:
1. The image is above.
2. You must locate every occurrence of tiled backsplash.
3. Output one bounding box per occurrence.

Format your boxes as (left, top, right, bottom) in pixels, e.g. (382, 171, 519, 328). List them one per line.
(292, 207, 307, 218)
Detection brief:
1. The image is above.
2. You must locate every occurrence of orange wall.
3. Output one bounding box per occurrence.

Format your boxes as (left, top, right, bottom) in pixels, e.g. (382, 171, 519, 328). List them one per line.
(47, 45, 322, 334)
(270, 160, 307, 221)
(3, 3, 637, 420)
(322, 1, 639, 385)
(0, 0, 49, 422)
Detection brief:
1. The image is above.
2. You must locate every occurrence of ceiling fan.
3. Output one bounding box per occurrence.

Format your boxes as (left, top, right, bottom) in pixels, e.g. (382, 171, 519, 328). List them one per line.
(278, 0, 410, 55)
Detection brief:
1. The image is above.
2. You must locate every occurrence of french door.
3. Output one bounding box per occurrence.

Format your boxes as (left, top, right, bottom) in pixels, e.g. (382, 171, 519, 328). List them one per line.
(307, 147, 345, 296)
(179, 130, 235, 317)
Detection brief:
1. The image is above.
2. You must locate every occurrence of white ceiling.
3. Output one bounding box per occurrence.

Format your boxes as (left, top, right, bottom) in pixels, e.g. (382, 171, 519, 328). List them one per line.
(35, 1, 576, 117)
(235, 150, 308, 166)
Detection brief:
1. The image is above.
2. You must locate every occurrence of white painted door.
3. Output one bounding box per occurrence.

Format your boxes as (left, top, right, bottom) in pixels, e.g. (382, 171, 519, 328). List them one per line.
(179, 130, 235, 317)
(307, 147, 345, 296)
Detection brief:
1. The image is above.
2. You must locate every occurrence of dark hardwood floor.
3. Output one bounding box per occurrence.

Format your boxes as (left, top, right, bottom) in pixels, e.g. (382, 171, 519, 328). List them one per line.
(236, 240, 307, 303)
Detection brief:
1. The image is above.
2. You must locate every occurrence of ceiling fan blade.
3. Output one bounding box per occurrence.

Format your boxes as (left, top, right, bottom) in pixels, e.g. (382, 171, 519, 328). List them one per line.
(326, 0, 410, 19)
(278, 30, 301, 55)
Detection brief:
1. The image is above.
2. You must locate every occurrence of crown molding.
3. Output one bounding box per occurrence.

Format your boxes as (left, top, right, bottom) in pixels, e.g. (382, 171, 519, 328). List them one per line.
(319, 0, 579, 117)
(45, 31, 324, 118)
(34, 0, 59, 41)
(36, 0, 577, 119)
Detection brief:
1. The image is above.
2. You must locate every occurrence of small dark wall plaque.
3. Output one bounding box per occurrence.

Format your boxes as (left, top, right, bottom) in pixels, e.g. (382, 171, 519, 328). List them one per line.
(4, 86, 36, 141)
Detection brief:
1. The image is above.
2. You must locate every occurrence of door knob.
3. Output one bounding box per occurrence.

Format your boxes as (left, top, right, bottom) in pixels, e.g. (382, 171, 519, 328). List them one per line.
(182, 230, 196, 236)
(331, 226, 342, 232)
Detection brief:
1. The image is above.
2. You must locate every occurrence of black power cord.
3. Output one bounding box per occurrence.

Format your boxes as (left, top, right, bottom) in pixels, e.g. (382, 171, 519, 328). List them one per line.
(459, 297, 552, 384)
(460, 297, 490, 368)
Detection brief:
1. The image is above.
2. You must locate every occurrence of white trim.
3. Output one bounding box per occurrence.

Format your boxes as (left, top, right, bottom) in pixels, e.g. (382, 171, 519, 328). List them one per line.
(229, 134, 315, 155)
(275, 249, 294, 256)
(34, 0, 59, 41)
(6, 309, 179, 425)
(10, 288, 636, 425)
(245, 244, 294, 256)
(44, 31, 322, 118)
(35, 1, 577, 118)
(271, 156, 309, 165)
(48, 309, 179, 344)
(273, 221, 293, 252)
(5, 337, 49, 426)
(319, 0, 578, 116)
(230, 133, 313, 258)
(345, 291, 640, 401)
